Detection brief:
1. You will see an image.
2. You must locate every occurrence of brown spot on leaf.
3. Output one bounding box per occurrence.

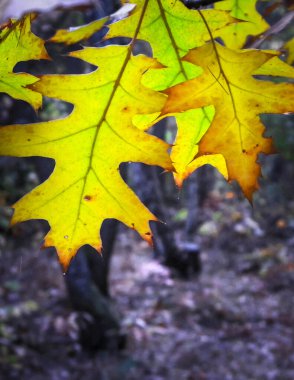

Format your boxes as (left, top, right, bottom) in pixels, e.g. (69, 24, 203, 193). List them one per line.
(84, 195, 92, 201)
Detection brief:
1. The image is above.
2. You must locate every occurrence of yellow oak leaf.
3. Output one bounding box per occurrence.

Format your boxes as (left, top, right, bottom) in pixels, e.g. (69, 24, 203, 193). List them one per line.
(254, 54, 294, 79)
(0, 45, 172, 269)
(0, 14, 48, 110)
(215, 0, 269, 49)
(163, 42, 294, 199)
(50, 16, 108, 45)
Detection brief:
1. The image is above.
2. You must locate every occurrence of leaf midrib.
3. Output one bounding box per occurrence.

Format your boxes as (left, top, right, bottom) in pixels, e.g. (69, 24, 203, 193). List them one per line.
(70, 0, 151, 241)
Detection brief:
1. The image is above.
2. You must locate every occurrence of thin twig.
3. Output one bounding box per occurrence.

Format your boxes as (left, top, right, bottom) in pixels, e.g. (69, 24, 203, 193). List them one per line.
(248, 11, 294, 49)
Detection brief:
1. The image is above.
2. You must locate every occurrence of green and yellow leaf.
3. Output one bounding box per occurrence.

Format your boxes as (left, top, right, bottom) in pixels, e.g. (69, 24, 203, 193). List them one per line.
(0, 45, 172, 269)
(107, 0, 235, 90)
(0, 14, 48, 110)
(170, 108, 228, 187)
(215, 0, 269, 49)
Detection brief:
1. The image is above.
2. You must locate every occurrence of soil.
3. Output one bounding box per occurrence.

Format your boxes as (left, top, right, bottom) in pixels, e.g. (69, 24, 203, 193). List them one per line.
(0, 191, 294, 380)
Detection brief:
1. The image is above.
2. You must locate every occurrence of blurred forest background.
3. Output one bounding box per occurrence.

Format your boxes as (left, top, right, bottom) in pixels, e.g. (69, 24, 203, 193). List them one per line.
(0, 0, 294, 379)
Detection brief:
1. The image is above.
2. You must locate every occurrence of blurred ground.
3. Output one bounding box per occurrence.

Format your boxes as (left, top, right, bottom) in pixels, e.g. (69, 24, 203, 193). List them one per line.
(0, 181, 294, 380)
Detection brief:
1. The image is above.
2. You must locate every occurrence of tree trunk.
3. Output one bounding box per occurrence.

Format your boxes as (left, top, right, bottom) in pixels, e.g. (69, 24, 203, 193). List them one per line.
(185, 165, 216, 237)
(65, 220, 124, 350)
(130, 120, 201, 277)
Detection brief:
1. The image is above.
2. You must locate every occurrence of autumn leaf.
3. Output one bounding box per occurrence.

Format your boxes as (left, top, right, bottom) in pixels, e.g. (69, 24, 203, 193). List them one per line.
(254, 54, 294, 79)
(50, 16, 108, 45)
(215, 0, 269, 49)
(0, 45, 172, 269)
(163, 42, 294, 199)
(0, 14, 48, 110)
(49, 3, 136, 45)
(170, 108, 228, 187)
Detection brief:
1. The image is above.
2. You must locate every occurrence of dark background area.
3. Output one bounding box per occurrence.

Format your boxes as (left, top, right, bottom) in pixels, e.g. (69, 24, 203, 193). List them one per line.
(0, 1, 294, 379)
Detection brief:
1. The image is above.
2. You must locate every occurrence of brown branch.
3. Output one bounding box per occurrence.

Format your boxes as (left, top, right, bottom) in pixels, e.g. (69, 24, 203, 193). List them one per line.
(247, 10, 294, 49)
